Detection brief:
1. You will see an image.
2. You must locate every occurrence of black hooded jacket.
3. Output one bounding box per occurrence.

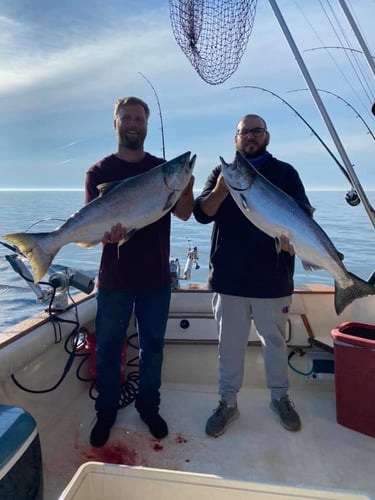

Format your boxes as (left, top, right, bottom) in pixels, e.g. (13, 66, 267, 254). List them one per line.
(193, 153, 311, 298)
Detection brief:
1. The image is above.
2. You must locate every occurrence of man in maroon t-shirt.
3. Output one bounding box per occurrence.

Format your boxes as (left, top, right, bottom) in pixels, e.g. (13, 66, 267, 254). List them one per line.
(85, 96, 194, 447)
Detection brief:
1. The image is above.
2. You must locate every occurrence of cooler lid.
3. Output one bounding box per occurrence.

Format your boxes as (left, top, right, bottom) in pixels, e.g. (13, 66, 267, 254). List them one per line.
(0, 405, 38, 477)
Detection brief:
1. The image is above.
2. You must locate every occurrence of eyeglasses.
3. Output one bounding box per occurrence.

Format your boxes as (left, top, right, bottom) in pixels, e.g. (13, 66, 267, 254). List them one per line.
(236, 127, 266, 137)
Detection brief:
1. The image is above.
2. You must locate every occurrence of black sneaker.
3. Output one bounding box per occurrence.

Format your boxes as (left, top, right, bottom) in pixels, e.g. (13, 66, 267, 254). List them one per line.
(270, 394, 301, 431)
(205, 401, 239, 437)
(90, 414, 116, 447)
(141, 413, 168, 439)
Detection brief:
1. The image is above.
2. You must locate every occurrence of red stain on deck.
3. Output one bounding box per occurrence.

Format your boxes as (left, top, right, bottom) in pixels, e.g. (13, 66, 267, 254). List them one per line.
(175, 433, 188, 444)
(152, 442, 164, 451)
(83, 441, 139, 466)
(76, 431, 190, 469)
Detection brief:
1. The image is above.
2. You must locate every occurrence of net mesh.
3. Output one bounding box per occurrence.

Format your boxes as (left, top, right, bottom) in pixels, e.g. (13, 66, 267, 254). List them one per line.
(168, 0, 258, 85)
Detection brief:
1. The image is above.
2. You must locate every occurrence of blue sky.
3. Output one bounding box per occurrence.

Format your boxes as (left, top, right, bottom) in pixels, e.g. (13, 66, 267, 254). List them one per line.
(1, 0, 374, 191)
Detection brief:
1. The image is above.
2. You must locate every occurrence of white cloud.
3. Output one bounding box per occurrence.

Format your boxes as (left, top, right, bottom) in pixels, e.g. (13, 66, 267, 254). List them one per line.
(0, 0, 374, 189)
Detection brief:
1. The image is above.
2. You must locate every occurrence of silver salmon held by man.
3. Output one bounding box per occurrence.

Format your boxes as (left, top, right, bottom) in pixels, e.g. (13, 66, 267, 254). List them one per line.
(220, 151, 375, 315)
(4, 151, 195, 284)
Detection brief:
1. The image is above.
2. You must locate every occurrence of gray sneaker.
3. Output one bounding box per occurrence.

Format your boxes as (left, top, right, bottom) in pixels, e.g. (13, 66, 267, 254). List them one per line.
(270, 394, 301, 431)
(205, 400, 240, 437)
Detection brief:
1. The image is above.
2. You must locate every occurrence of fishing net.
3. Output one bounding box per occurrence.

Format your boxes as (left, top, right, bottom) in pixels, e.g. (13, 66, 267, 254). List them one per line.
(168, 0, 258, 85)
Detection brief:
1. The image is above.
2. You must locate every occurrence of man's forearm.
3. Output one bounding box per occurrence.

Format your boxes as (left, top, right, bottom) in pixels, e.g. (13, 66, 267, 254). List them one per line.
(199, 188, 228, 217)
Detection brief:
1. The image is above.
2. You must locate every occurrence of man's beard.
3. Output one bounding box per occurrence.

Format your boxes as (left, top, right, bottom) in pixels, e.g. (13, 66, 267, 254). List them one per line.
(242, 144, 267, 159)
(119, 131, 146, 150)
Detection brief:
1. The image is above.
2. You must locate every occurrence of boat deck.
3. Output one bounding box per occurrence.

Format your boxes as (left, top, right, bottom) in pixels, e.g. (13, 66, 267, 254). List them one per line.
(40, 381, 375, 499)
(1, 288, 374, 499)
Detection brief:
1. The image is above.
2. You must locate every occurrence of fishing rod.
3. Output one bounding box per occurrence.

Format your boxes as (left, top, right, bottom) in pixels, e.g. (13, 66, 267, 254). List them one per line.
(304, 46, 373, 57)
(230, 85, 359, 206)
(337, 0, 375, 78)
(302, 46, 375, 109)
(267, 0, 375, 228)
(288, 88, 375, 141)
(139, 72, 166, 159)
(293, 0, 375, 112)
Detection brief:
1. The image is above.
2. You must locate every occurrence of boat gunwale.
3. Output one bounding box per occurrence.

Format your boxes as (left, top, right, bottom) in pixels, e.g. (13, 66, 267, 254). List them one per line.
(0, 284, 334, 351)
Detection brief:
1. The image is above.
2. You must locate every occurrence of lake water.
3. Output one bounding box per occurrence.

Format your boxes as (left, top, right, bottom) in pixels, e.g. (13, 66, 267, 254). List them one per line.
(1, 189, 375, 330)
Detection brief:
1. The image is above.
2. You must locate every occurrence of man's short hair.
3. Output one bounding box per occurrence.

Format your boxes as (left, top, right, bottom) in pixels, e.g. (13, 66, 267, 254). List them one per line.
(237, 114, 267, 130)
(114, 97, 150, 119)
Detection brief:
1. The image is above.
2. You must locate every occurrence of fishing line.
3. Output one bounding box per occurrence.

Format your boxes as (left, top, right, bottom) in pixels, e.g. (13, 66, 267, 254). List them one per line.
(230, 85, 355, 188)
(1, 217, 68, 278)
(294, 1, 374, 117)
(25, 217, 66, 232)
(318, 0, 374, 102)
(288, 88, 375, 140)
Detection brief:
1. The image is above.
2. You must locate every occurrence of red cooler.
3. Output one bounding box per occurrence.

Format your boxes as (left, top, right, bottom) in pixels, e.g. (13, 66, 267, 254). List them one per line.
(331, 322, 375, 437)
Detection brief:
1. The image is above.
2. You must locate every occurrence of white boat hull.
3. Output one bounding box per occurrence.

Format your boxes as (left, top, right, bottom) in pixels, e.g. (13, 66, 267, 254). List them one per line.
(0, 284, 374, 499)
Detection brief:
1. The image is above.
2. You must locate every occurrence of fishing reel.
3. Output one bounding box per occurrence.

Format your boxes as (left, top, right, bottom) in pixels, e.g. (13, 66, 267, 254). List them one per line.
(48, 270, 95, 311)
(48, 272, 70, 311)
(345, 189, 360, 207)
(5, 253, 95, 311)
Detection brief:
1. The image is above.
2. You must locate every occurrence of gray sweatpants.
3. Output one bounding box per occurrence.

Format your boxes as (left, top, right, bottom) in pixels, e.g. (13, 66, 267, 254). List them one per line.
(212, 293, 292, 404)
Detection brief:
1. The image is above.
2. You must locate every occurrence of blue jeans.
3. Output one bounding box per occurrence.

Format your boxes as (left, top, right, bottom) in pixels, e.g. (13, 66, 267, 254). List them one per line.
(94, 287, 171, 417)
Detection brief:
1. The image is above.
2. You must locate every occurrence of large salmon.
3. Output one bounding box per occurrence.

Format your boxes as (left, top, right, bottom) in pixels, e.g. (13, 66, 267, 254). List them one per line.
(220, 151, 375, 315)
(4, 151, 195, 283)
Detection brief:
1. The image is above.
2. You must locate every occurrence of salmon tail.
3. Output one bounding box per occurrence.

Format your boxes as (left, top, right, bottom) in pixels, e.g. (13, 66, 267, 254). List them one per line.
(334, 271, 375, 315)
(3, 232, 57, 283)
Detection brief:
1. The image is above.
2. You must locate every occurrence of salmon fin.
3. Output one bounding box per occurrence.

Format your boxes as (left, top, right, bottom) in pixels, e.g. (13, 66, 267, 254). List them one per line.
(302, 260, 324, 271)
(3, 232, 57, 283)
(189, 155, 197, 169)
(337, 251, 344, 261)
(97, 181, 123, 197)
(77, 241, 101, 248)
(295, 199, 315, 216)
(240, 193, 250, 212)
(334, 271, 375, 315)
(163, 192, 176, 212)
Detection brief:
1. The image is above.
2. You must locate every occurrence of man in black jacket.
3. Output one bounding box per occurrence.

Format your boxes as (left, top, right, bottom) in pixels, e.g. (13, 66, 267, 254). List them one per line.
(194, 114, 311, 437)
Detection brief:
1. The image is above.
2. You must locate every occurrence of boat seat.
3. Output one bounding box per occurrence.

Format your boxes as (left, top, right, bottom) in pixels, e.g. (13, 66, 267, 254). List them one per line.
(166, 286, 314, 346)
